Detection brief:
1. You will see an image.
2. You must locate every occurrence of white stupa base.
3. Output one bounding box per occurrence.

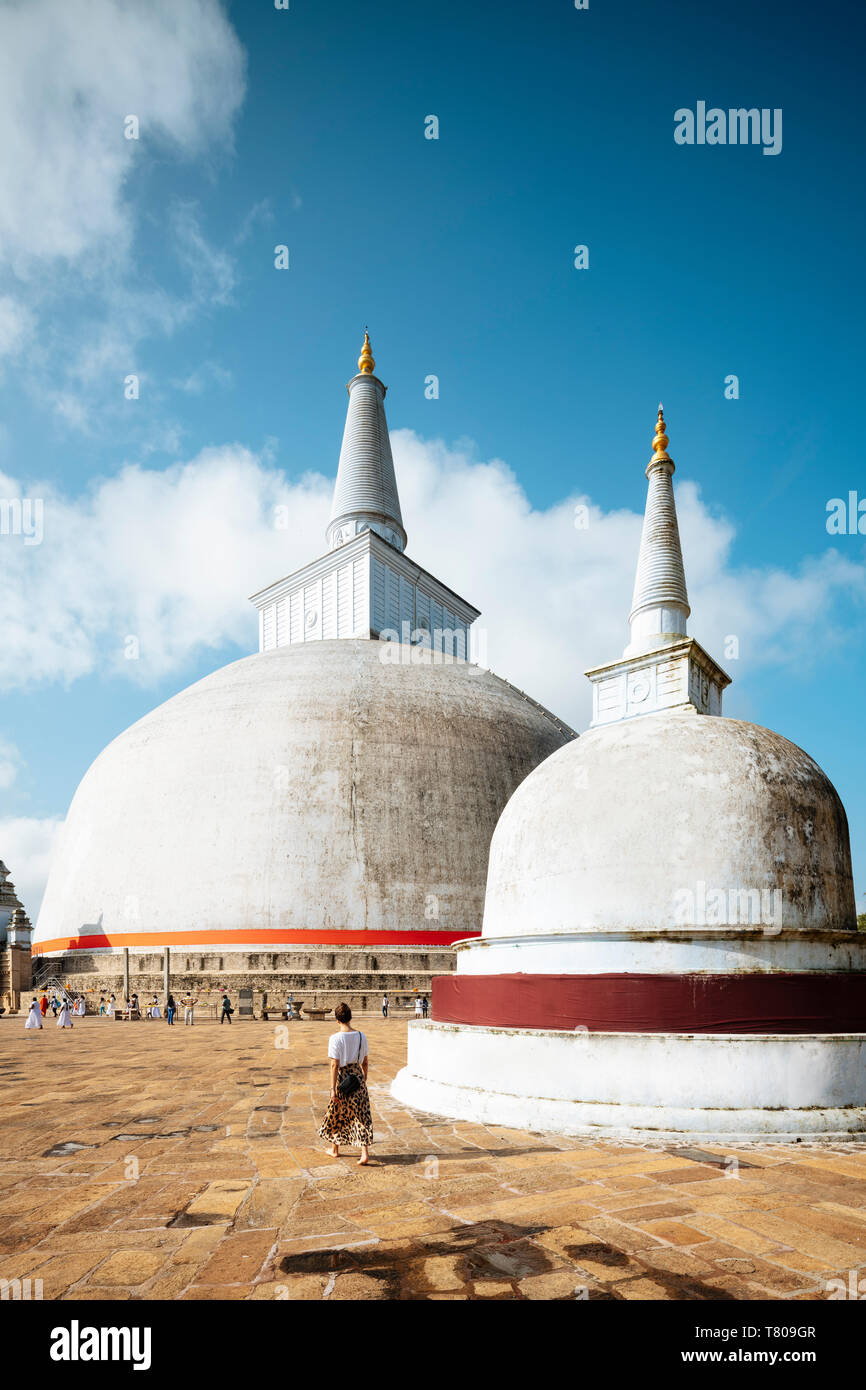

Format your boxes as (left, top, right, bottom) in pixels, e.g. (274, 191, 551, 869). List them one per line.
(391, 1021, 866, 1144)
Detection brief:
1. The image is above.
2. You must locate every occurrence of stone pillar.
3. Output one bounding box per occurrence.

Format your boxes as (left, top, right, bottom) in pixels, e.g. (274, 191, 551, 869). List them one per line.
(163, 947, 170, 999)
(122, 947, 129, 1001)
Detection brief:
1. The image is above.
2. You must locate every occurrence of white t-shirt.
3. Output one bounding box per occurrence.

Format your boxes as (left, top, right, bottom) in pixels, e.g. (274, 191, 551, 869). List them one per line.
(328, 1030, 368, 1068)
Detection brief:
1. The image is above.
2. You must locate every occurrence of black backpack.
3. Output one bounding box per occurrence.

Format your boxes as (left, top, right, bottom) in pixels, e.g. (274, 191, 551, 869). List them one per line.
(336, 1032, 363, 1096)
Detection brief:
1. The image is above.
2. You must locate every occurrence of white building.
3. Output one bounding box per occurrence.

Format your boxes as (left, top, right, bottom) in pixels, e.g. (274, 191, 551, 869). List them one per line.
(393, 406, 866, 1141)
(33, 335, 572, 994)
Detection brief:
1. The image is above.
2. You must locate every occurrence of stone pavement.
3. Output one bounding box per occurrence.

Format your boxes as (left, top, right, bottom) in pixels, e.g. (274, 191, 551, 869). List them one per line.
(1, 1013, 865, 1301)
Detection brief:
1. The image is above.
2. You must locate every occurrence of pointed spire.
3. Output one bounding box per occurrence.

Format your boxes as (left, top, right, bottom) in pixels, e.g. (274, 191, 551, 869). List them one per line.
(624, 403, 690, 656)
(358, 328, 375, 375)
(651, 403, 671, 463)
(326, 333, 407, 553)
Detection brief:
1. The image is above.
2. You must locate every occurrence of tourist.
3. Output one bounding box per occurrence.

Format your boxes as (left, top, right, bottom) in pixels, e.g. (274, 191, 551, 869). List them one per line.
(286, 993, 295, 1020)
(98, 995, 106, 1016)
(220, 993, 234, 1025)
(25, 999, 42, 1030)
(50, 995, 59, 1018)
(183, 992, 198, 1026)
(382, 993, 389, 1019)
(39, 994, 48, 1018)
(414, 995, 423, 1018)
(130, 992, 140, 1018)
(166, 993, 176, 1026)
(421, 995, 429, 1018)
(319, 1002, 372, 1167)
(57, 998, 73, 1028)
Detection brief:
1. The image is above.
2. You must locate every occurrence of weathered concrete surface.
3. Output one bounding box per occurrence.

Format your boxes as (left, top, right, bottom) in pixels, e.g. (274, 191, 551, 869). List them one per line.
(483, 707, 856, 938)
(454, 930, 866, 975)
(35, 640, 571, 955)
(394, 1022, 866, 1142)
(4, 1013, 866, 1301)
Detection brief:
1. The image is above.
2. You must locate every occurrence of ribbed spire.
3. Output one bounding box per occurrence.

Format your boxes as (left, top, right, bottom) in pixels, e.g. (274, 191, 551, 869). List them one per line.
(624, 404, 690, 656)
(326, 332, 407, 553)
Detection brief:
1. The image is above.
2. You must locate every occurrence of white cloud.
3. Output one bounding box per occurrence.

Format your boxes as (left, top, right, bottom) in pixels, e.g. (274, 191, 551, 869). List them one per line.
(0, 451, 331, 688)
(0, 294, 34, 360)
(0, 737, 23, 790)
(0, 433, 863, 736)
(0, 0, 246, 435)
(0, 816, 63, 918)
(0, 0, 246, 273)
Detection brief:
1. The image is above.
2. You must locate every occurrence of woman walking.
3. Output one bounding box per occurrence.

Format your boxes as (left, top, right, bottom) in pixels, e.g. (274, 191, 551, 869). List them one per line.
(57, 998, 73, 1028)
(25, 999, 42, 1030)
(319, 1003, 372, 1166)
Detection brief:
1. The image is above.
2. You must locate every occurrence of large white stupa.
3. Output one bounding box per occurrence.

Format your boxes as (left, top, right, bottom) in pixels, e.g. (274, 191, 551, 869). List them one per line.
(34, 335, 572, 983)
(393, 406, 866, 1141)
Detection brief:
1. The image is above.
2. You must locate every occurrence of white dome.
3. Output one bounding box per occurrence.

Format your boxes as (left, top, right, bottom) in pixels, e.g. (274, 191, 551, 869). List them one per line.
(35, 640, 571, 953)
(483, 707, 856, 938)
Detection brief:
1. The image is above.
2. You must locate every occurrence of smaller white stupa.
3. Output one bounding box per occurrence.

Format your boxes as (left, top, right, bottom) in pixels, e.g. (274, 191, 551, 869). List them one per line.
(393, 406, 866, 1142)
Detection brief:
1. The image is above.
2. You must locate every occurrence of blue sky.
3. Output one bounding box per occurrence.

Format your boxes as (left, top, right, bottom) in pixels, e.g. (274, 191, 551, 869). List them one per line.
(0, 0, 864, 914)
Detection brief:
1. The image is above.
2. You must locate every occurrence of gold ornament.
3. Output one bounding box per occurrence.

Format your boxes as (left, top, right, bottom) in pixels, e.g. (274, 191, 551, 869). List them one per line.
(358, 329, 375, 375)
(651, 403, 672, 462)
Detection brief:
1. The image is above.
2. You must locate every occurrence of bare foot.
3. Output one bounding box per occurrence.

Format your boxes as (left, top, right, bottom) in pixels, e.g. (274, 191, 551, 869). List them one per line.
(324, 1144, 339, 1158)
(358, 1149, 370, 1166)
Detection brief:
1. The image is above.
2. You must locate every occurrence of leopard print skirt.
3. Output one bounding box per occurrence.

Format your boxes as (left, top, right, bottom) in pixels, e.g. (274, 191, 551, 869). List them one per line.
(318, 1062, 373, 1147)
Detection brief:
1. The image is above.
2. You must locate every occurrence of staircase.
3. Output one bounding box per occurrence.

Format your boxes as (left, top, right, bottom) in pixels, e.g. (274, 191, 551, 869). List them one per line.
(31, 961, 73, 1003)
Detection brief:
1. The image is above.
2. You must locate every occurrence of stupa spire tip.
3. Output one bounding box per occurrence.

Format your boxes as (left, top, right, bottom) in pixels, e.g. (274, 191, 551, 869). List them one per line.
(650, 402, 672, 465)
(358, 329, 375, 375)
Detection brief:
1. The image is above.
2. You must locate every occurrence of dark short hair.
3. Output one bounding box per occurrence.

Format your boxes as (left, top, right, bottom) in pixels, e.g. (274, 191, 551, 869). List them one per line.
(334, 1002, 352, 1024)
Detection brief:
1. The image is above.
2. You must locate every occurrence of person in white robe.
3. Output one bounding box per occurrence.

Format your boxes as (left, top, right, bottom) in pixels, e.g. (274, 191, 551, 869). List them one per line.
(57, 1000, 73, 1028)
(106, 994, 116, 1018)
(75, 997, 86, 1016)
(25, 1000, 42, 1029)
(150, 997, 161, 1020)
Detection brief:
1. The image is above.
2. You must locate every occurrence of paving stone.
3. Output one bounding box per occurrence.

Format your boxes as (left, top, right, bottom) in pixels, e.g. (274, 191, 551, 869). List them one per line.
(685, 1213, 784, 1254)
(518, 1269, 596, 1299)
(86, 1249, 165, 1286)
(180, 1179, 252, 1225)
(615, 1277, 679, 1300)
(195, 1228, 277, 1284)
(470, 1280, 515, 1298)
(414, 1255, 465, 1291)
(637, 1220, 712, 1246)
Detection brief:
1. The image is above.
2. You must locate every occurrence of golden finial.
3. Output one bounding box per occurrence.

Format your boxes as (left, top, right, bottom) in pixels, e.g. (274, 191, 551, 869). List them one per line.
(651, 402, 672, 463)
(358, 329, 375, 375)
